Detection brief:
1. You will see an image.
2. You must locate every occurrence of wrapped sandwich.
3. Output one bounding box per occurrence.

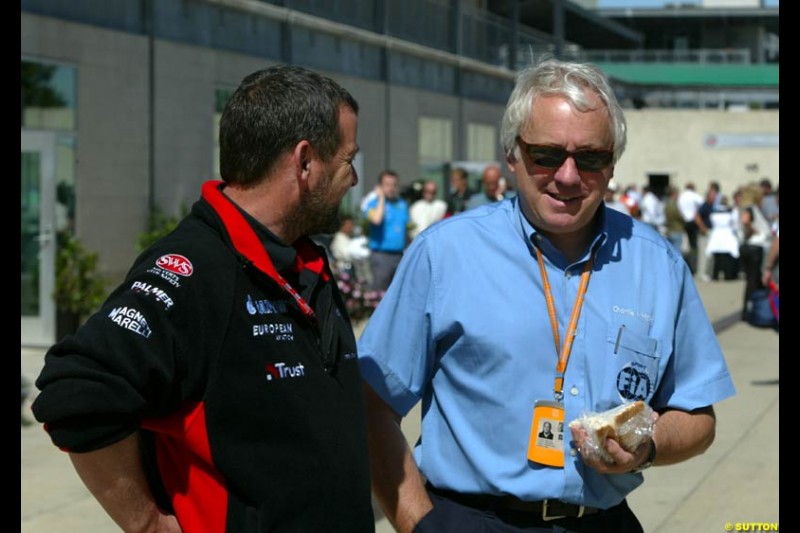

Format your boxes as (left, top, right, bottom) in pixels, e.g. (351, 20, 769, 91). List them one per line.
(568, 401, 654, 463)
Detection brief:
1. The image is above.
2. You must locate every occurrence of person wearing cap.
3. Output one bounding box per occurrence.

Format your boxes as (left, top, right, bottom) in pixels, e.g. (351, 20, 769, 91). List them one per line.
(358, 58, 735, 533)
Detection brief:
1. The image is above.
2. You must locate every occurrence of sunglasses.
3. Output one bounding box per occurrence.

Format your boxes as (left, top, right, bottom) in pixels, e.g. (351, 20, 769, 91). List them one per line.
(517, 138, 614, 171)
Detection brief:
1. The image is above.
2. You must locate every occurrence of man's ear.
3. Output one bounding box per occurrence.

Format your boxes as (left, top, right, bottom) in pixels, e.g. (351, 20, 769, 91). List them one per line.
(293, 140, 313, 190)
(505, 148, 519, 173)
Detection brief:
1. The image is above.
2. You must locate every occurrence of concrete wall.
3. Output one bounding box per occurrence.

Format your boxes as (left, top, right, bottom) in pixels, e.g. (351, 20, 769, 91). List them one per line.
(22, 11, 508, 285)
(616, 109, 779, 197)
(22, 12, 150, 282)
(22, 12, 779, 286)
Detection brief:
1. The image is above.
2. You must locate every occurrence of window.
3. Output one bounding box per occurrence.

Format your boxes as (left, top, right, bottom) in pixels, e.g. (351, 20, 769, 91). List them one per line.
(419, 116, 453, 164)
(466, 123, 497, 162)
(418, 116, 453, 192)
(21, 59, 77, 131)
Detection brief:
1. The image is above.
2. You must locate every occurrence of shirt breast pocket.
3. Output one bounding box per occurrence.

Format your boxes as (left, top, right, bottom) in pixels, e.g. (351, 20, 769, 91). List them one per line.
(605, 318, 660, 403)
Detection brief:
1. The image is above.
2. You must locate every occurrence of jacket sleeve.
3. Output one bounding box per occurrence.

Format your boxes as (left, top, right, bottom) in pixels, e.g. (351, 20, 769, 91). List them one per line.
(32, 239, 232, 453)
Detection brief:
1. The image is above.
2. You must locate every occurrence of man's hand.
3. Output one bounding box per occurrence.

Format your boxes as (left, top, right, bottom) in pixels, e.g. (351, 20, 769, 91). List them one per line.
(143, 513, 182, 533)
(570, 410, 659, 474)
(761, 268, 773, 288)
(69, 432, 183, 533)
(368, 185, 387, 224)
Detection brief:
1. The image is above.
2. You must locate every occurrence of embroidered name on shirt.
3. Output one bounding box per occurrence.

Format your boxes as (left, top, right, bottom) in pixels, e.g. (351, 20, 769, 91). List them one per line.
(246, 294, 288, 315)
(612, 305, 654, 325)
(265, 362, 305, 381)
(146, 266, 183, 288)
(108, 306, 153, 338)
(253, 322, 294, 341)
(131, 281, 174, 309)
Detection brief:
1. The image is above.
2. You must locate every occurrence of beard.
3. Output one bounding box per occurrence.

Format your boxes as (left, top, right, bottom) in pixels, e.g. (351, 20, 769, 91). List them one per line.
(290, 175, 343, 237)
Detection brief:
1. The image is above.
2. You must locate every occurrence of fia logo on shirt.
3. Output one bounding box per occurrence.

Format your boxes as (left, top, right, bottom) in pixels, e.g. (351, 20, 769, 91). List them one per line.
(616, 365, 652, 401)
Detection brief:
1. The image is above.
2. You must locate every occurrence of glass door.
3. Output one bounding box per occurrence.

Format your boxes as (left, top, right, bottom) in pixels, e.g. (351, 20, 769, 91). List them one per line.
(21, 131, 57, 347)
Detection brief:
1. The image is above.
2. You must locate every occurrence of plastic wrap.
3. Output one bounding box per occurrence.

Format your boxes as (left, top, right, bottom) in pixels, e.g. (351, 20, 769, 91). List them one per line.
(568, 401, 655, 463)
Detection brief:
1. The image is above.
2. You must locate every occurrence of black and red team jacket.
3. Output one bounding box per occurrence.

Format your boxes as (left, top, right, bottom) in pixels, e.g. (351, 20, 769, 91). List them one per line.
(33, 181, 375, 532)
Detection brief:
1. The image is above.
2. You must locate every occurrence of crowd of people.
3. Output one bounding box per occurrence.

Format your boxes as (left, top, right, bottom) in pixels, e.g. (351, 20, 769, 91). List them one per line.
(326, 162, 516, 294)
(604, 177, 779, 322)
(331, 166, 779, 332)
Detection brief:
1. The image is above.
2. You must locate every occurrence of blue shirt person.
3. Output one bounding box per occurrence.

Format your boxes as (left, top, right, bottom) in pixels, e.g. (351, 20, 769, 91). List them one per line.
(362, 170, 409, 291)
(357, 59, 736, 533)
(465, 164, 507, 210)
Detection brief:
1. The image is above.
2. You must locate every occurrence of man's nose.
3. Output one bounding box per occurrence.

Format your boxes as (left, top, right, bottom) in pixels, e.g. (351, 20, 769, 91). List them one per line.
(552, 156, 582, 186)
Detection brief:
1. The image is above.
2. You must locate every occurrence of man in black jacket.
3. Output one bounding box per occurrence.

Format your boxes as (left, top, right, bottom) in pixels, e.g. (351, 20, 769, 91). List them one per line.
(33, 65, 374, 533)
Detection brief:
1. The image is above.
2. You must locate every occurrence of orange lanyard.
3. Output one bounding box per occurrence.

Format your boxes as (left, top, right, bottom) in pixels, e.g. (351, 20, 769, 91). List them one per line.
(534, 246, 594, 401)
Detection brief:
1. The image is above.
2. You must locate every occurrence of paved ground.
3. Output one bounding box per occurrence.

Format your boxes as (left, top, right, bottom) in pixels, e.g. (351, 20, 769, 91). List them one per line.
(22, 278, 779, 532)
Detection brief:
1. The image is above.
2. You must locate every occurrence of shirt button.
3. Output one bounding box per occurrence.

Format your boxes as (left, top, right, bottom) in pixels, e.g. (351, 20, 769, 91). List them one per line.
(566, 271, 572, 279)
(570, 386, 579, 396)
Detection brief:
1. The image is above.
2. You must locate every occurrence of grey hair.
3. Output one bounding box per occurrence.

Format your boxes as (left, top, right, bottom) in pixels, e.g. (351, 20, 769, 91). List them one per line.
(500, 59, 627, 164)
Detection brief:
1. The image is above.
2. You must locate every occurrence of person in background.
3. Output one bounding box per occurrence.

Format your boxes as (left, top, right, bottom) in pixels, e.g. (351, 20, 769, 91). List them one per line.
(363, 170, 410, 291)
(761, 225, 779, 289)
(409, 180, 447, 240)
(604, 179, 630, 214)
(619, 184, 641, 218)
(497, 175, 517, 200)
(32, 65, 375, 533)
(639, 184, 665, 234)
(705, 195, 740, 281)
(446, 167, 474, 216)
(695, 182, 719, 282)
(738, 183, 773, 321)
(664, 185, 686, 254)
(466, 164, 507, 210)
(330, 214, 357, 273)
(358, 58, 734, 533)
(761, 187, 779, 289)
(677, 182, 704, 274)
(759, 178, 779, 224)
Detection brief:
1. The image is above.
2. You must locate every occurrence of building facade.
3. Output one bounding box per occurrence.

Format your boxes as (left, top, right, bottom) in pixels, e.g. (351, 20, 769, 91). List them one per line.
(21, 0, 778, 346)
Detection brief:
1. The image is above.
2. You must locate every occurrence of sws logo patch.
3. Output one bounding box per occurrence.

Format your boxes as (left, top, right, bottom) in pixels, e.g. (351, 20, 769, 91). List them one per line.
(156, 254, 194, 277)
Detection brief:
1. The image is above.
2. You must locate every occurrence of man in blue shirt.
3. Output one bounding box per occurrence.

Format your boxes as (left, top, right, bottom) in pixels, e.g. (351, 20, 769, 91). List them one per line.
(466, 164, 507, 210)
(362, 170, 409, 291)
(358, 59, 736, 533)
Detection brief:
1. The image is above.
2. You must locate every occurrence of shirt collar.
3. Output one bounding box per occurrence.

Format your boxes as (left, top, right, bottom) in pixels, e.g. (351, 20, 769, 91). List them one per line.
(225, 192, 297, 273)
(514, 195, 609, 269)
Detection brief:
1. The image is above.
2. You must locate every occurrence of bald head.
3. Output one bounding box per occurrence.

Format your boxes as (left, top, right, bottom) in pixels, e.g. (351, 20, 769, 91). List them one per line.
(482, 165, 502, 199)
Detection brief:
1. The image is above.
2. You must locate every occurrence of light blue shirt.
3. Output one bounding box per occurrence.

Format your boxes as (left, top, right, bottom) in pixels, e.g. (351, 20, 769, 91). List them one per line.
(466, 191, 516, 210)
(362, 196, 409, 252)
(358, 196, 735, 509)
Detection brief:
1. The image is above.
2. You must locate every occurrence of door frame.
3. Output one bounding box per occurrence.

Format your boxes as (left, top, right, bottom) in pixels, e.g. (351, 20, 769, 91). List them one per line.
(21, 130, 58, 347)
